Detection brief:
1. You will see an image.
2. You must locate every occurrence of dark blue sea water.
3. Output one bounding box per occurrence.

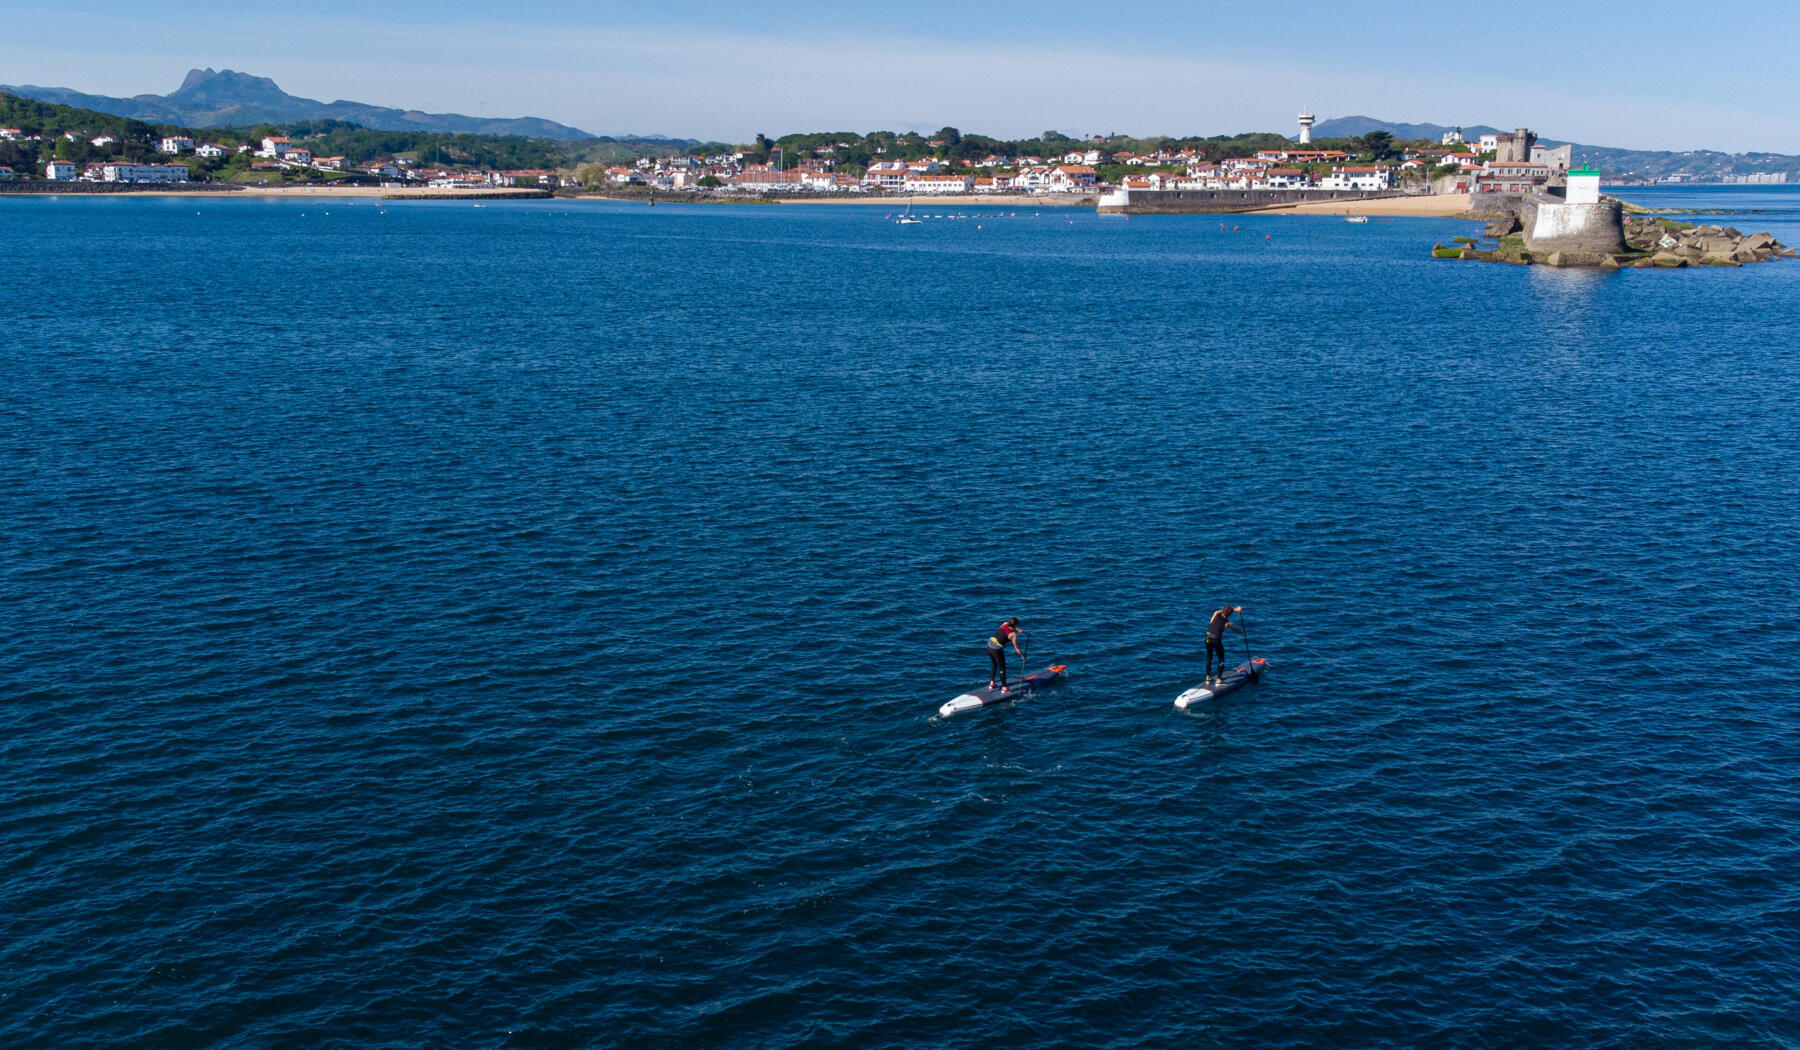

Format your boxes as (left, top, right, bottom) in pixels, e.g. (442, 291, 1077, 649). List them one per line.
(4, 188, 1799, 1049)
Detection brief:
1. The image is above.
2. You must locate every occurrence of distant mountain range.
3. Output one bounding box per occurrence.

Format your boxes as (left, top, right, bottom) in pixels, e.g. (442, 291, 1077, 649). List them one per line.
(1308, 115, 1798, 181)
(0, 68, 598, 140)
(1312, 116, 1501, 142)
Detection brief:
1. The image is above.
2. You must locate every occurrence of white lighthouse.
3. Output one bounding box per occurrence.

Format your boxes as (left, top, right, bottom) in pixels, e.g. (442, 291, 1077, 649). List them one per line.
(1297, 110, 1315, 144)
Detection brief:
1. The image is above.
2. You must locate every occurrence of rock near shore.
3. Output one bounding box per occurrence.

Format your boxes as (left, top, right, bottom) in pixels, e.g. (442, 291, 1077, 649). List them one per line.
(1622, 216, 1796, 267)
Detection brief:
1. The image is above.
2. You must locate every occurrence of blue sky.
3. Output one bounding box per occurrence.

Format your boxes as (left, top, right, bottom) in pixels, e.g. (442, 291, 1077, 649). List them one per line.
(6, 0, 1799, 151)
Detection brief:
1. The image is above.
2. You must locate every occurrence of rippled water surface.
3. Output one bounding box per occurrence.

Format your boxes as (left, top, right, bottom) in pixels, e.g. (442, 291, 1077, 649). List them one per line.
(4, 189, 1799, 1048)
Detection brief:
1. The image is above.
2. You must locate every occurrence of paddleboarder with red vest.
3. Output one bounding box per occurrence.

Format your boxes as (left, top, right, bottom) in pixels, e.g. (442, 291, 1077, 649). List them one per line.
(987, 617, 1025, 692)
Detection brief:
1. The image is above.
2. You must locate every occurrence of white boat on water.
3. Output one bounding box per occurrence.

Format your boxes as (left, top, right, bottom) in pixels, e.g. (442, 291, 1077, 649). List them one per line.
(1345, 215, 1370, 223)
(897, 200, 921, 225)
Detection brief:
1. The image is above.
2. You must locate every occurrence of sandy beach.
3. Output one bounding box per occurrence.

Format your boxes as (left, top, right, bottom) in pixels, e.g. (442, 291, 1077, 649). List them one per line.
(1249, 194, 1474, 217)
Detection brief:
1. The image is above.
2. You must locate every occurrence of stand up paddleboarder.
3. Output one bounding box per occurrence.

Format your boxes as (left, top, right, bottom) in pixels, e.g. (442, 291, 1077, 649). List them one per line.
(987, 617, 1025, 693)
(1206, 605, 1244, 684)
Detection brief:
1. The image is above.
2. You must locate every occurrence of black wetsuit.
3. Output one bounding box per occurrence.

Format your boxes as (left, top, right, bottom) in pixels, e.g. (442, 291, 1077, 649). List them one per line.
(987, 623, 1018, 685)
(1206, 610, 1233, 676)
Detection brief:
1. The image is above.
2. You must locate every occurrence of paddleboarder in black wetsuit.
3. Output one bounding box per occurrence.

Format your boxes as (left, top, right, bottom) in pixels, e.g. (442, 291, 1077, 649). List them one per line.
(987, 617, 1025, 692)
(1206, 605, 1243, 684)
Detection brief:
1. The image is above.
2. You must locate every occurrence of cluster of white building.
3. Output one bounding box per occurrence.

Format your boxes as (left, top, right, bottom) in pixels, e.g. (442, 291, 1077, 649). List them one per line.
(254, 137, 561, 187)
(605, 152, 1103, 195)
(2, 127, 196, 183)
(34, 160, 189, 183)
(255, 136, 351, 171)
(1117, 155, 1393, 193)
(860, 159, 1099, 194)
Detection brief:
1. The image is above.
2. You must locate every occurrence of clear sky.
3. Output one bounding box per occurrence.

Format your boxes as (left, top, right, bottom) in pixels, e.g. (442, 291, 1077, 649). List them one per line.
(6, 0, 1799, 152)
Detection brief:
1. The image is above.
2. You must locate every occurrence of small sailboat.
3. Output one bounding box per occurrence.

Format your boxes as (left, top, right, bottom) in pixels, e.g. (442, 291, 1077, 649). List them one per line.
(1344, 215, 1370, 223)
(897, 199, 922, 224)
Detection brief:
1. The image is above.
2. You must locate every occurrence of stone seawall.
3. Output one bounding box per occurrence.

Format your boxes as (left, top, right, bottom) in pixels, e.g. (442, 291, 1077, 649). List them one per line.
(1467, 194, 1525, 220)
(1098, 188, 1405, 214)
(1523, 197, 1627, 254)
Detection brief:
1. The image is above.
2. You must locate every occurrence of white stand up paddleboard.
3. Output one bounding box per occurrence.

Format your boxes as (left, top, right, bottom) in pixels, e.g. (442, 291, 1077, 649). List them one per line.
(939, 664, 1067, 718)
(1174, 657, 1267, 710)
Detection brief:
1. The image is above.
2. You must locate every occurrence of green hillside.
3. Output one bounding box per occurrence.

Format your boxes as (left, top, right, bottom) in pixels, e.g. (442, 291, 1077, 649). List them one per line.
(1, 91, 703, 179)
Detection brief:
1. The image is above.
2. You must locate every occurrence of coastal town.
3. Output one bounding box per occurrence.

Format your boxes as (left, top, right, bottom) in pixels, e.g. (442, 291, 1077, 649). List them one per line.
(3, 74, 1793, 226)
(1, 119, 1587, 200)
(0, 101, 1670, 206)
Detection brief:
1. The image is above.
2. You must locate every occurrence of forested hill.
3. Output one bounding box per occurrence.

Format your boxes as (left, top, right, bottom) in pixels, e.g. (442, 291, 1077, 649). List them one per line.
(1, 68, 599, 140)
(0, 91, 704, 174)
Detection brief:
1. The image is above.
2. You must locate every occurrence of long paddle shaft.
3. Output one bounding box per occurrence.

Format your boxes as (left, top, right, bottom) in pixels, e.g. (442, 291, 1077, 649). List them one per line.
(1239, 611, 1256, 678)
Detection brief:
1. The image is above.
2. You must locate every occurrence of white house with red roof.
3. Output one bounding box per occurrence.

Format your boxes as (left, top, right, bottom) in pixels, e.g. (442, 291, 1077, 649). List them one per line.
(730, 169, 803, 191)
(862, 160, 912, 191)
(44, 160, 79, 180)
(258, 136, 294, 158)
(1048, 165, 1097, 190)
(1254, 168, 1314, 190)
(904, 173, 973, 194)
(1318, 166, 1393, 191)
(802, 171, 861, 192)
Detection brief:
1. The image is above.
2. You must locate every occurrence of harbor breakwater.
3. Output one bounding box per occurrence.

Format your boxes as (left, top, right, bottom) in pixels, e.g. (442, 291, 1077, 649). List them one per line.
(1436, 202, 1793, 268)
(1097, 187, 1405, 214)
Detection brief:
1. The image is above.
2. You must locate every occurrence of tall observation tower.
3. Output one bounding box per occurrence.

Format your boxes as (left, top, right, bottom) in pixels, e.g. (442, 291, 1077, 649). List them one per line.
(1297, 110, 1316, 144)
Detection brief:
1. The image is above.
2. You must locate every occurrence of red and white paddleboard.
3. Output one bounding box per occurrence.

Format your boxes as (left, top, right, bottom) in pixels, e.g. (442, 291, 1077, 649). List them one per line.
(939, 664, 1068, 718)
(1174, 657, 1267, 710)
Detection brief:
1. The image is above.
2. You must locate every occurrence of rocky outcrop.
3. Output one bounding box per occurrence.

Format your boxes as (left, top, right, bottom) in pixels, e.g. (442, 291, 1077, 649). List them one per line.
(1622, 217, 1796, 267)
(1434, 213, 1794, 269)
(1483, 214, 1521, 238)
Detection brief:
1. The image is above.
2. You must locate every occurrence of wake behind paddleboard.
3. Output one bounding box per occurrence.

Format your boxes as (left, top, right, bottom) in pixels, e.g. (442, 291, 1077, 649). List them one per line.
(1174, 657, 1267, 710)
(939, 664, 1068, 718)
